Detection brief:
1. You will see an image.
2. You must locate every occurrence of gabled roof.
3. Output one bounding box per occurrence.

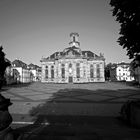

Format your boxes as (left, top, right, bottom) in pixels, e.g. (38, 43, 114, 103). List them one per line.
(82, 51, 99, 58)
(41, 47, 104, 62)
(63, 46, 81, 56)
(28, 63, 41, 70)
(12, 59, 27, 69)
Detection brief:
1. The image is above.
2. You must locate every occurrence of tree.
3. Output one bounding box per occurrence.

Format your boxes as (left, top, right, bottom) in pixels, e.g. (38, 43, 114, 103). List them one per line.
(105, 64, 111, 81)
(0, 46, 13, 139)
(110, 0, 140, 64)
(0, 46, 10, 89)
(105, 63, 117, 81)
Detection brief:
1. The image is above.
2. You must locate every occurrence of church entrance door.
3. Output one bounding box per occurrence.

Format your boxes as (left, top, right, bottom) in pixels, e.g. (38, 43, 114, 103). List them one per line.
(69, 76, 73, 83)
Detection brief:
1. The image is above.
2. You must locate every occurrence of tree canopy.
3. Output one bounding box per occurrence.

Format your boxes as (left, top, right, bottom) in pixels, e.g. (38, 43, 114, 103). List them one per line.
(0, 46, 10, 89)
(110, 0, 140, 64)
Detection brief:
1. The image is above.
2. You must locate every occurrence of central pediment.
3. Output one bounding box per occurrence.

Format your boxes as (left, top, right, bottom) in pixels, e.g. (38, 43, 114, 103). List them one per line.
(62, 46, 82, 57)
(40, 33, 105, 62)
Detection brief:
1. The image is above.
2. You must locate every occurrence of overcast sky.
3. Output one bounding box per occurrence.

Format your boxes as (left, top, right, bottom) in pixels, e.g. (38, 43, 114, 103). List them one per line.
(0, 0, 131, 66)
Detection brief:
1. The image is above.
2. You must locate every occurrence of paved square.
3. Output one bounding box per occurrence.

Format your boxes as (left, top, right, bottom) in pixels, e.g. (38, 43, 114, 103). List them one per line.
(1, 82, 140, 117)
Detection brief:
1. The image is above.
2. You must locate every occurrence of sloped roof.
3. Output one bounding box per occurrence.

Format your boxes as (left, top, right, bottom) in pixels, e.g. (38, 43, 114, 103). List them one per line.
(28, 63, 41, 70)
(12, 59, 27, 69)
(63, 46, 81, 56)
(41, 46, 104, 62)
(82, 51, 99, 58)
(117, 62, 130, 65)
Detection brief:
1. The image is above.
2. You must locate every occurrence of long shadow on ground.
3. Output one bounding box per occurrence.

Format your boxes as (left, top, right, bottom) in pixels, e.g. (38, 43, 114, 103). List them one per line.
(0, 83, 32, 92)
(13, 88, 140, 140)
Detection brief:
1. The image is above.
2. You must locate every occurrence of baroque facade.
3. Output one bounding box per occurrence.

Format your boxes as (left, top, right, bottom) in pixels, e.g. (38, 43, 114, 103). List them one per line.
(41, 33, 105, 83)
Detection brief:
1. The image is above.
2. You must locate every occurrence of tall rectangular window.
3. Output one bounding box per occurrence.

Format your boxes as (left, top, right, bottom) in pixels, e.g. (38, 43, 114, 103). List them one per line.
(90, 64, 94, 78)
(76, 63, 80, 78)
(97, 64, 100, 78)
(61, 64, 65, 78)
(51, 66, 54, 79)
(45, 66, 48, 79)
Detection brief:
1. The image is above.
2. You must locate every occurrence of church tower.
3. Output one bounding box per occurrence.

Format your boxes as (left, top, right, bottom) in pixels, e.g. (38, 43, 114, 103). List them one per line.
(69, 32, 80, 48)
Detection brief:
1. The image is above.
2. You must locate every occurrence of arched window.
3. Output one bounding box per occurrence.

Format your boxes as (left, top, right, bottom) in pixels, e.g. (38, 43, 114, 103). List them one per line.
(96, 64, 100, 78)
(45, 66, 48, 79)
(61, 64, 65, 78)
(90, 64, 94, 78)
(76, 63, 80, 78)
(51, 65, 54, 79)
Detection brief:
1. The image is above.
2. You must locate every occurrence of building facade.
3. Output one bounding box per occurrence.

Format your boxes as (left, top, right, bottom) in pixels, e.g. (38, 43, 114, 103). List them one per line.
(28, 63, 42, 81)
(109, 62, 134, 81)
(12, 59, 31, 83)
(41, 33, 105, 83)
(5, 59, 20, 85)
(116, 63, 134, 81)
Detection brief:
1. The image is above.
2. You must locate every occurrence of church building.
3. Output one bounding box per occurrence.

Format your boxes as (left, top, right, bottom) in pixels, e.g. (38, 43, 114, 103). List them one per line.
(41, 33, 105, 83)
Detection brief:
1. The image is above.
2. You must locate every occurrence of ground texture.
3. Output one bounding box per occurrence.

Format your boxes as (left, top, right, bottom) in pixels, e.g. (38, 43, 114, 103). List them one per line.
(1, 82, 140, 140)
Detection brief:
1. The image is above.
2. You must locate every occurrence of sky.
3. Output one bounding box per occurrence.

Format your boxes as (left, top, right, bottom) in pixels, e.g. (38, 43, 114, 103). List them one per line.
(0, 0, 131, 66)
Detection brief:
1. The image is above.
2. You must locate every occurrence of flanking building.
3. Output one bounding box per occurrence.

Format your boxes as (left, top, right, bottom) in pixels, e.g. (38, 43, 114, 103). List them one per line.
(41, 33, 105, 83)
(12, 59, 31, 83)
(28, 63, 41, 81)
(109, 62, 134, 81)
(5, 59, 20, 85)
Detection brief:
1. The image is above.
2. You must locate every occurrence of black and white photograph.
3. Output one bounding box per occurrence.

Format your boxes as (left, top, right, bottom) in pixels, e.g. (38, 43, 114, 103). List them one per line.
(0, 0, 140, 139)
